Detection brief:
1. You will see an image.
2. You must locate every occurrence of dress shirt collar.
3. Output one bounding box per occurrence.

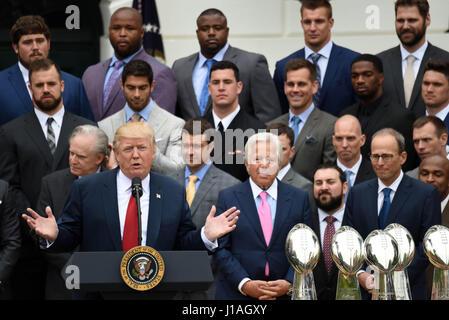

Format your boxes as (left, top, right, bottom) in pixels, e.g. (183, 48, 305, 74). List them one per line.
(18, 61, 30, 84)
(125, 98, 154, 122)
(426, 103, 449, 122)
(305, 40, 333, 60)
(198, 42, 230, 66)
(400, 40, 428, 61)
(185, 161, 212, 182)
(110, 46, 143, 67)
(277, 163, 291, 181)
(212, 104, 240, 131)
(117, 169, 150, 195)
(34, 105, 65, 129)
(441, 193, 449, 214)
(289, 102, 314, 122)
(318, 205, 345, 224)
(249, 177, 278, 201)
(337, 155, 363, 175)
(378, 170, 404, 194)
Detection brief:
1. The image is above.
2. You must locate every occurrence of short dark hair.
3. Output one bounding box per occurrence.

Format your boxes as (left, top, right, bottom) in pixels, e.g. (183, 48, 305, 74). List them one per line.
(121, 59, 153, 84)
(285, 58, 317, 82)
(10, 15, 50, 44)
(413, 115, 448, 137)
(300, 0, 332, 19)
(351, 54, 383, 73)
(266, 122, 295, 148)
(197, 8, 227, 25)
(28, 58, 61, 83)
(395, 0, 429, 19)
(313, 163, 347, 184)
(182, 117, 214, 142)
(210, 60, 240, 82)
(424, 60, 449, 83)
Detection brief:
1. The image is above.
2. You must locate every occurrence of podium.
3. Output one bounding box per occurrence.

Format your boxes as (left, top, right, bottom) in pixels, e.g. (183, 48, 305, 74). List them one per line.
(62, 250, 213, 299)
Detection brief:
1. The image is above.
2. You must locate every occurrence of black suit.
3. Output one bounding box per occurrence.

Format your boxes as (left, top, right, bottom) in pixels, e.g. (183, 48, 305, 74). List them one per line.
(340, 94, 418, 171)
(378, 43, 449, 118)
(204, 109, 266, 181)
(354, 157, 376, 185)
(0, 110, 95, 299)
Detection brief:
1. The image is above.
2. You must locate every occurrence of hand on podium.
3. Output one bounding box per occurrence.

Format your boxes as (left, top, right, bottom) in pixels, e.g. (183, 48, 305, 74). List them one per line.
(22, 206, 59, 242)
(204, 205, 239, 242)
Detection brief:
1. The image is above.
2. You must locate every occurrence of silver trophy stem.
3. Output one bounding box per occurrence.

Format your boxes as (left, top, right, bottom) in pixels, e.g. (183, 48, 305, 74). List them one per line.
(393, 270, 411, 300)
(291, 271, 317, 300)
(335, 271, 361, 300)
(371, 270, 396, 300)
(431, 268, 449, 300)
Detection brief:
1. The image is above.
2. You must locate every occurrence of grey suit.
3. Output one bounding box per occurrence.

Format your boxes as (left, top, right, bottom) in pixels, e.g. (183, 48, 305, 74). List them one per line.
(172, 45, 281, 123)
(98, 104, 185, 174)
(280, 168, 316, 213)
(269, 107, 337, 181)
(406, 167, 419, 180)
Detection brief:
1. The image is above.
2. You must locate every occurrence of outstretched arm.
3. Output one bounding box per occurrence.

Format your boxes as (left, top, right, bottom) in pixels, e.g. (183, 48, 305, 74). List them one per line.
(22, 206, 59, 243)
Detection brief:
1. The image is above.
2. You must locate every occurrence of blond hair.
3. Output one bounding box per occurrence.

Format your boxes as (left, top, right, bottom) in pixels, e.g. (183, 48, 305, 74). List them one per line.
(113, 122, 156, 151)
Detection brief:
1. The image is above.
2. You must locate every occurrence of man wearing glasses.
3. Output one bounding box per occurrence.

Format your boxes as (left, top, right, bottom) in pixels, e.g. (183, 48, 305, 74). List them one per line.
(343, 128, 441, 300)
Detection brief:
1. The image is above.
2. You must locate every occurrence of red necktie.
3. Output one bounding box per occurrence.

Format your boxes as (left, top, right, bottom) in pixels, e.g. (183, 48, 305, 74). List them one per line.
(122, 194, 138, 251)
(323, 216, 336, 275)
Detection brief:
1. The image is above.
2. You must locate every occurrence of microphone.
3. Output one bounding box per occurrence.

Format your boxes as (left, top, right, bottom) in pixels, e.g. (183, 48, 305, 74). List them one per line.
(131, 177, 143, 246)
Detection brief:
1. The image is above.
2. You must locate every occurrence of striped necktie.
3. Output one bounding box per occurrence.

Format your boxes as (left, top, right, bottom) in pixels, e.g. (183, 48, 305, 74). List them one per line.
(46, 117, 56, 155)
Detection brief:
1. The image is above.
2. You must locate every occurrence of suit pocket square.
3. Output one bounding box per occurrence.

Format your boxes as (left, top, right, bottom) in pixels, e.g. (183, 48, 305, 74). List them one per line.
(305, 135, 317, 144)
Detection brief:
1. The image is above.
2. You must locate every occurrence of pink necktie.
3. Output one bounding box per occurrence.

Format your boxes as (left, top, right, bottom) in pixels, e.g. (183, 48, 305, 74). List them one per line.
(258, 191, 273, 276)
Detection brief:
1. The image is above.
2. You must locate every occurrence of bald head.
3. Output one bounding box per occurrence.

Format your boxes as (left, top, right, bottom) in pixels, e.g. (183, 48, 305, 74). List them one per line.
(109, 7, 144, 59)
(419, 154, 449, 200)
(333, 115, 366, 167)
(111, 7, 143, 26)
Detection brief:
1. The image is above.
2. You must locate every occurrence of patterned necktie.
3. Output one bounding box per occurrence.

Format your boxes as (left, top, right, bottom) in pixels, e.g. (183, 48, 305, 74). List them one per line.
(344, 170, 353, 202)
(379, 188, 392, 229)
(323, 215, 336, 275)
(186, 175, 198, 207)
(258, 191, 273, 277)
(103, 60, 125, 111)
(198, 59, 216, 116)
(46, 117, 56, 155)
(122, 194, 138, 251)
(291, 116, 302, 144)
(130, 113, 144, 122)
(309, 53, 322, 107)
(403, 55, 416, 108)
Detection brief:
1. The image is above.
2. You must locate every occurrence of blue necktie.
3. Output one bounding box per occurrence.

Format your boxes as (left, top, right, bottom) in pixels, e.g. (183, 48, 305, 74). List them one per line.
(291, 116, 301, 144)
(198, 59, 216, 116)
(378, 188, 392, 229)
(309, 53, 322, 107)
(344, 170, 353, 203)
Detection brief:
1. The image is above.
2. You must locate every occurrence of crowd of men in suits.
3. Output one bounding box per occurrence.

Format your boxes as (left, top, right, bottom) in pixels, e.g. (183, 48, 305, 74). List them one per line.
(0, 0, 449, 301)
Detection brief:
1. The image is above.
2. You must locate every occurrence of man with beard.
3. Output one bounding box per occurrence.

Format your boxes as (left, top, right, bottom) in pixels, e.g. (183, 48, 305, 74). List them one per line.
(377, 0, 449, 118)
(311, 164, 348, 300)
(82, 7, 176, 121)
(0, 15, 94, 125)
(341, 54, 418, 171)
(0, 58, 95, 299)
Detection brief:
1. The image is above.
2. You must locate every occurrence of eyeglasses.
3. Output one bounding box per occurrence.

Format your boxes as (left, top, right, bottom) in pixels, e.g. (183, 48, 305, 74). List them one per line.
(369, 153, 396, 162)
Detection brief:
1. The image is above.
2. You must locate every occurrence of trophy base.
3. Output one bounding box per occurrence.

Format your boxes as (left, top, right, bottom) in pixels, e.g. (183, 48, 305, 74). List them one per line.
(371, 271, 396, 300)
(431, 268, 449, 300)
(291, 271, 317, 300)
(335, 272, 361, 300)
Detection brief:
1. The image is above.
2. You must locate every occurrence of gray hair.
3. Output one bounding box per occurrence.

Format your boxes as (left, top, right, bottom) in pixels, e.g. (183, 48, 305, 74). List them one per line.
(244, 132, 283, 165)
(69, 125, 109, 156)
(372, 128, 406, 153)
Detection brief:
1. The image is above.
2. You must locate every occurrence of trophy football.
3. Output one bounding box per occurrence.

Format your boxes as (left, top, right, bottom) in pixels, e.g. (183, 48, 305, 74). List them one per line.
(364, 229, 399, 300)
(384, 223, 415, 300)
(423, 225, 449, 300)
(331, 226, 364, 300)
(285, 223, 320, 300)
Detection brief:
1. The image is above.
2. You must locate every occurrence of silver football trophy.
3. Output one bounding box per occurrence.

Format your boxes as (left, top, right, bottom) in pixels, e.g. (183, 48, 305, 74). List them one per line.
(285, 223, 320, 300)
(331, 226, 364, 300)
(384, 223, 415, 300)
(364, 229, 399, 300)
(424, 225, 449, 300)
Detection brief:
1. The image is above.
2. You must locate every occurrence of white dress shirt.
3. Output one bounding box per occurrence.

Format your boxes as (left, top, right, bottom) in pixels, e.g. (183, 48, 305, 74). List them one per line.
(34, 106, 65, 147)
(377, 171, 404, 215)
(212, 104, 240, 131)
(305, 40, 333, 86)
(441, 193, 449, 214)
(400, 41, 428, 79)
(277, 163, 291, 181)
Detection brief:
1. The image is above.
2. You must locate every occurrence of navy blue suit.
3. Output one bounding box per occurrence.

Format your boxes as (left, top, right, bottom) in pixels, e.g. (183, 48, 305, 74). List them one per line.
(444, 113, 449, 146)
(343, 174, 441, 300)
(273, 43, 359, 116)
(213, 180, 313, 300)
(0, 63, 94, 125)
(50, 169, 204, 252)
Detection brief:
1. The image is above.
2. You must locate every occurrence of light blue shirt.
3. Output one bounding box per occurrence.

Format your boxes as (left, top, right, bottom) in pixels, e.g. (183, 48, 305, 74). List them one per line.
(125, 98, 155, 122)
(289, 103, 315, 138)
(184, 162, 212, 191)
(192, 42, 230, 105)
(103, 46, 144, 92)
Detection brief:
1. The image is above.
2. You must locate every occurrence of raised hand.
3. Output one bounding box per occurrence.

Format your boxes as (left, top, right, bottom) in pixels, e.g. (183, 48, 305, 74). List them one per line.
(22, 206, 59, 242)
(203, 205, 240, 242)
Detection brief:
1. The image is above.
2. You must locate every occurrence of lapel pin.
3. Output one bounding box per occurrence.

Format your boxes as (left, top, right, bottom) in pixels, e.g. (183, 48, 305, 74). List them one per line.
(156, 193, 161, 199)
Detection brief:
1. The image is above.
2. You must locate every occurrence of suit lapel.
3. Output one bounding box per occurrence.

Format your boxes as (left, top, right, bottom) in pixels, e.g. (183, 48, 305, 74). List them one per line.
(389, 47, 406, 107)
(24, 113, 54, 167)
(8, 64, 33, 113)
(366, 179, 381, 229)
(269, 182, 291, 247)
(191, 166, 216, 216)
(146, 173, 163, 246)
(96, 60, 110, 118)
(185, 54, 202, 117)
(101, 168, 122, 250)
(52, 112, 72, 170)
(320, 44, 339, 102)
(385, 175, 413, 226)
(293, 107, 318, 154)
(409, 43, 434, 108)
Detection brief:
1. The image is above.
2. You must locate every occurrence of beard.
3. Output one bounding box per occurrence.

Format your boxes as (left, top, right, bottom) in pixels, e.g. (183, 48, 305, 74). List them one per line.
(34, 94, 62, 112)
(397, 23, 427, 48)
(314, 191, 344, 212)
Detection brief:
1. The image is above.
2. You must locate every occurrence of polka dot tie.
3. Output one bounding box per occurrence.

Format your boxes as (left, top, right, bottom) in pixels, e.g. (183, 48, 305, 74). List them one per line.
(323, 215, 336, 275)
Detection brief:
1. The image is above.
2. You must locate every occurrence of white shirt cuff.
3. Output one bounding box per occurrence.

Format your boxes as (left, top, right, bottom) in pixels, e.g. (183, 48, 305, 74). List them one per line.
(200, 226, 218, 251)
(238, 277, 251, 295)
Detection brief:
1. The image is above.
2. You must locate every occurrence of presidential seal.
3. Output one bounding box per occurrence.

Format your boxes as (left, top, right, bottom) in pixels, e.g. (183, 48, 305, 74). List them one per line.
(120, 246, 165, 291)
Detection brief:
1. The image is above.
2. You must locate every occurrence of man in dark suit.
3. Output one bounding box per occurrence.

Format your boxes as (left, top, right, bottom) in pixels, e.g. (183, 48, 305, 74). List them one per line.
(0, 58, 95, 299)
(422, 60, 449, 133)
(0, 15, 94, 125)
(214, 132, 313, 300)
(377, 0, 449, 118)
(269, 58, 336, 182)
(312, 164, 348, 300)
(333, 115, 375, 189)
(23, 121, 239, 271)
(340, 54, 418, 171)
(0, 180, 21, 300)
(273, 0, 359, 116)
(203, 61, 265, 182)
(343, 128, 441, 300)
(82, 7, 177, 121)
(170, 117, 240, 299)
(172, 8, 280, 123)
(36, 125, 109, 300)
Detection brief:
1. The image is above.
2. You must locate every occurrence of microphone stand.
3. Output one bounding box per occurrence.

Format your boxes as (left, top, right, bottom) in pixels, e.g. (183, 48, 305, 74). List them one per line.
(132, 178, 143, 247)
